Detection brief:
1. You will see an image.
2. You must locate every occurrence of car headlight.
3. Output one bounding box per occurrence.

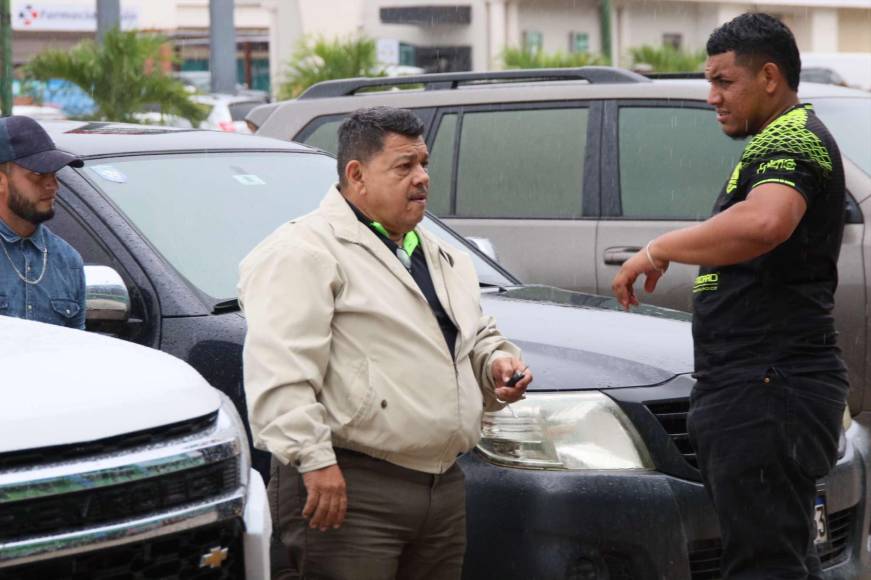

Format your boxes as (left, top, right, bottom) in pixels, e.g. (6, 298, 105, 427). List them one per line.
(216, 391, 251, 488)
(477, 392, 653, 470)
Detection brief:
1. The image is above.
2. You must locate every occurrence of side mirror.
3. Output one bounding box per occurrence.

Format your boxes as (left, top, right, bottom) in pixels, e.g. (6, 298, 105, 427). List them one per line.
(85, 265, 130, 328)
(466, 237, 500, 263)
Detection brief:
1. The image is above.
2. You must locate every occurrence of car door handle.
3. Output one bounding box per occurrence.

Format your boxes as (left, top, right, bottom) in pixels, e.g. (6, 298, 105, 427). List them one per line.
(603, 246, 642, 266)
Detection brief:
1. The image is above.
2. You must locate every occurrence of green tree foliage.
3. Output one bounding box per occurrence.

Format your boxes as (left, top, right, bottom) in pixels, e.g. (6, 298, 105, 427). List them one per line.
(280, 36, 384, 99)
(26, 29, 206, 124)
(628, 45, 706, 73)
(502, 47, 608, 69)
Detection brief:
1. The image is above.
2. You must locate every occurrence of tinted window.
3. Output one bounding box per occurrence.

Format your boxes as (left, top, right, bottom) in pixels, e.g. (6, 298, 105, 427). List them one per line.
(456, 108, 587, 218)
(427, 114, 456, 216)
(303, 119, 343, 154)
(619, 107, 745, 220)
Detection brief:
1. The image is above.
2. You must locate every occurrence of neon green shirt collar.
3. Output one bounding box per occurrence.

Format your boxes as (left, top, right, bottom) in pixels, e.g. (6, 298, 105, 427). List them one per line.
(370, 221, 420, 256)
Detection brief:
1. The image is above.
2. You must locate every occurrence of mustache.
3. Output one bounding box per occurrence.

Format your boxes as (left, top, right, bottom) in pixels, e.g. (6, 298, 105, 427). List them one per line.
(409, 188, 428, 200)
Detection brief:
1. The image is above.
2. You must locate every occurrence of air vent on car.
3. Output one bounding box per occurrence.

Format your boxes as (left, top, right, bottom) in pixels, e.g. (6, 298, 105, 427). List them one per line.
(645, 399, 697, 468)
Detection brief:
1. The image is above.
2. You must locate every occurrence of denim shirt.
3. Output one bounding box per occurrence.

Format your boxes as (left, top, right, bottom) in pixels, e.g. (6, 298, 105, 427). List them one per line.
(0, 217, 85, 329)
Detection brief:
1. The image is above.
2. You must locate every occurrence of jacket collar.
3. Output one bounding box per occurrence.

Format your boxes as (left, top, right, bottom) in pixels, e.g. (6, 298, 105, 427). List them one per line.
(319, 184, 425, 298)
(0, 217, 46, 251)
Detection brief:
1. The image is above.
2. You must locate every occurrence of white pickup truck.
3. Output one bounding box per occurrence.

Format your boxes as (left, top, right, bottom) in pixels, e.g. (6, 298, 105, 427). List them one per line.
(0, 316, 270, 579)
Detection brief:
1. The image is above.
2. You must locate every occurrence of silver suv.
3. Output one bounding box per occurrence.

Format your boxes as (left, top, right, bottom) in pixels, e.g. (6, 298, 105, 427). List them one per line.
(252, 67, 871, 406)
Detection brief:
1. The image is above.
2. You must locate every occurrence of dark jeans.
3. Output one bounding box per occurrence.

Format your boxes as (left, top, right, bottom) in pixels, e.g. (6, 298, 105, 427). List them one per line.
(269, 448, 466, 580)
(687, 367, 848, 580)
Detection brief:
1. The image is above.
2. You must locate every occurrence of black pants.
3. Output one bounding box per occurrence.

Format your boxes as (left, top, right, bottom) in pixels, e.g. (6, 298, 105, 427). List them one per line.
(687, 367, 848, 580)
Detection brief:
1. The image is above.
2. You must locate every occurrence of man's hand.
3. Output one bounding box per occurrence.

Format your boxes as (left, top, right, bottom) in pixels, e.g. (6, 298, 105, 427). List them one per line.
(491, 357, 532, 403)
(611, 245, 669, 311)
(301, 464, 347, 531)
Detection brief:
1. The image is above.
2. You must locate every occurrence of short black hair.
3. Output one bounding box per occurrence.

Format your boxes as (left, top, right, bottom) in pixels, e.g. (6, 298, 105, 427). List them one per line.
(707, 12, 801, 91)
(336, 107, 425, 185)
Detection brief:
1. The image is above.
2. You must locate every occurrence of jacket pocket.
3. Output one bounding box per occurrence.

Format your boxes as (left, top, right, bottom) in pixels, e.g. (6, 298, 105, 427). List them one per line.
(325, 357, 377, 428)
(50, 299, 81, 320)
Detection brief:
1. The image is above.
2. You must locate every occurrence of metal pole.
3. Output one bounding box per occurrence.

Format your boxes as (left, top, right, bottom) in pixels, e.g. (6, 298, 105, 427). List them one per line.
(600, 0, 612, 66)
(0, 0, 11, 117)
(209, 0, 236, 94)
(97, 0, 121, 45)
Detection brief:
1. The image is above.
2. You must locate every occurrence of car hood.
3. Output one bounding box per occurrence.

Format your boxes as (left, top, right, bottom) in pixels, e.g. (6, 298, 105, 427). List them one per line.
(0, 317, 220, 453)
(480, 286, 694, 390)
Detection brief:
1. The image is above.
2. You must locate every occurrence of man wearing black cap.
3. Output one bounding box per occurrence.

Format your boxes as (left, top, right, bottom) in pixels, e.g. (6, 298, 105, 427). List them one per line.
(0, 115, 86, 329)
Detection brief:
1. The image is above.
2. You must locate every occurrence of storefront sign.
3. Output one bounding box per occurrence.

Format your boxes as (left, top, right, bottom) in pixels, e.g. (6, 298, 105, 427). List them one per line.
(13, 2, 139, 31)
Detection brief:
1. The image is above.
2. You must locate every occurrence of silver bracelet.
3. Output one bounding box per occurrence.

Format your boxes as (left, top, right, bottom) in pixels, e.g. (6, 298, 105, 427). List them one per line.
(645, 242, 665, 274)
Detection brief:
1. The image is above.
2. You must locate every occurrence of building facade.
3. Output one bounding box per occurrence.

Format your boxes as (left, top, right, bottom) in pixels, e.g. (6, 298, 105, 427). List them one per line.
(8, 1, 871, 99)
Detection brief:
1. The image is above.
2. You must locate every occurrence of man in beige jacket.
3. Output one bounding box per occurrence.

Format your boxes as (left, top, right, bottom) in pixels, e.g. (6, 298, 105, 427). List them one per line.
(239, 106, 531, 580)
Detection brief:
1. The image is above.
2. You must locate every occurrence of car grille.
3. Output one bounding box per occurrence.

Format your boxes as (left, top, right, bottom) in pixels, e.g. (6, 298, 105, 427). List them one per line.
(820, 506, 854, 566)
(645, 399, 698, 468)
(0, 457, 239, 541)
(0, 412, 218, 470)
(0, 517, 244, 580)
(687, 506, 855, 579)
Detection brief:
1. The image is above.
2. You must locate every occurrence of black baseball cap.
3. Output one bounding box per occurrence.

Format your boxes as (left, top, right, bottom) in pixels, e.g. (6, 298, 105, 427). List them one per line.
(0, 115, 83, 173)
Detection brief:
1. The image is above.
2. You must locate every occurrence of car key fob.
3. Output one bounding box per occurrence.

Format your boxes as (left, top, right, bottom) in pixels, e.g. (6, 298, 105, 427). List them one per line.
(506, 369, 526, 388)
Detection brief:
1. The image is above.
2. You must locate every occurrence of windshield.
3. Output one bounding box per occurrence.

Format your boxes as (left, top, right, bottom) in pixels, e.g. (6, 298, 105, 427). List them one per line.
(82, 151, 513, 300)
(809, 97, 871, 176)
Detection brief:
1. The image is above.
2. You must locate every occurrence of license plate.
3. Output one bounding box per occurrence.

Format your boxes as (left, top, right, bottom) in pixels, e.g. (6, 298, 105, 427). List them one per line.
(814, 495, 829, 544)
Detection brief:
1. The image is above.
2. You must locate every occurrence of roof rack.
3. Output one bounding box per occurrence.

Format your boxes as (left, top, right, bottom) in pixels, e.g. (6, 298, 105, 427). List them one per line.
(298, 66, 650, 100)
(643, 72, 705, 80)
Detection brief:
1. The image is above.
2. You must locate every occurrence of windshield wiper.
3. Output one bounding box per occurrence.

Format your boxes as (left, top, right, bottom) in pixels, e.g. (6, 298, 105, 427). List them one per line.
(479, 281, 510, 293)
(212, 298, 240, 314)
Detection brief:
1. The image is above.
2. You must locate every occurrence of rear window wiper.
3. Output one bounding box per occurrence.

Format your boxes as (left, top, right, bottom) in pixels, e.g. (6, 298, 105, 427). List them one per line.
(212, 298, 240, 314)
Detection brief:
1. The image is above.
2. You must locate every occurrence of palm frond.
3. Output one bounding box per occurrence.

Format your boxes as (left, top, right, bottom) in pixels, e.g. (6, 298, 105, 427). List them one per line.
(26, 29, 206, 125)
(279, 36, 384, 99)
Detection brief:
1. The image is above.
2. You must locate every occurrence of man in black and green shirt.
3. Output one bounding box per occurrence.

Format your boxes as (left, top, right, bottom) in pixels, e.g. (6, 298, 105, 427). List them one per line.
(612, 13, 848, 580)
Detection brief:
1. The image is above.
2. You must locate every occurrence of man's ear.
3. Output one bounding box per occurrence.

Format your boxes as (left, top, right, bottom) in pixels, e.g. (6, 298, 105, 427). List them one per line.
(344, 160, 364, 192)
(760, 62, 782, 95)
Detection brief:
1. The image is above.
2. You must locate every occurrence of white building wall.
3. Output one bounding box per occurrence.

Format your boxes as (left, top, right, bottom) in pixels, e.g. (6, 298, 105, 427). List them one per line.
(516, 0, 601, 55)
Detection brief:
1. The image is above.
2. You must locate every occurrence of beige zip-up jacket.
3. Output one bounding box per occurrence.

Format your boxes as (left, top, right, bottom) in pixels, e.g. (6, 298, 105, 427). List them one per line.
(239, 186, 521, 475)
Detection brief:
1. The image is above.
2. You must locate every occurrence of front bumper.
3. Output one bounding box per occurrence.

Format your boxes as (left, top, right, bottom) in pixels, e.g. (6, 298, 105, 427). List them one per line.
(460, 412, 871, 580)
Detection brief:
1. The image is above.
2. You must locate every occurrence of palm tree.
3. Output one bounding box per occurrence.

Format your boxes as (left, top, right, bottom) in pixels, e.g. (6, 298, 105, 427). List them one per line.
(279, 36, 384, 99)
(502, 47, 608, 69)
(26, 29, 206, 124)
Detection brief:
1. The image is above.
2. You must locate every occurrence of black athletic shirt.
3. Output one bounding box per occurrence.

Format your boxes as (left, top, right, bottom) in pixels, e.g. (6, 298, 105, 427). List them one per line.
(692, 103, 847, 383)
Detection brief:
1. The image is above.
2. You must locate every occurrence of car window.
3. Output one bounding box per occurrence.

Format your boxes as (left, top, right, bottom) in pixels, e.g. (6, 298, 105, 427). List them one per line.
(302, 119, 343, 154)
(619, 106, 745, 220)
(809, 97, 871, 176)
(81, 151, 512, 299)
(456, 107, 587, 218)
(228, 101, 263, 122)
(427, 113, 457, 216)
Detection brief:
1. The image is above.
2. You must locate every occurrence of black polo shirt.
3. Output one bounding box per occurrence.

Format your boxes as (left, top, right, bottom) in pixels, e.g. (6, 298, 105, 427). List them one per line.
(692, 104, 847, 383)
(346, 200, 458, 357)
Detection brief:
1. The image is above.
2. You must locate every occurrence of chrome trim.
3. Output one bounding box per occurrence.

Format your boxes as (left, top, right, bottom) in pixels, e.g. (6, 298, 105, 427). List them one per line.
(0, 489, 244, 567)
(0, 434, 240, 503)
(84, 265, 130, 322)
